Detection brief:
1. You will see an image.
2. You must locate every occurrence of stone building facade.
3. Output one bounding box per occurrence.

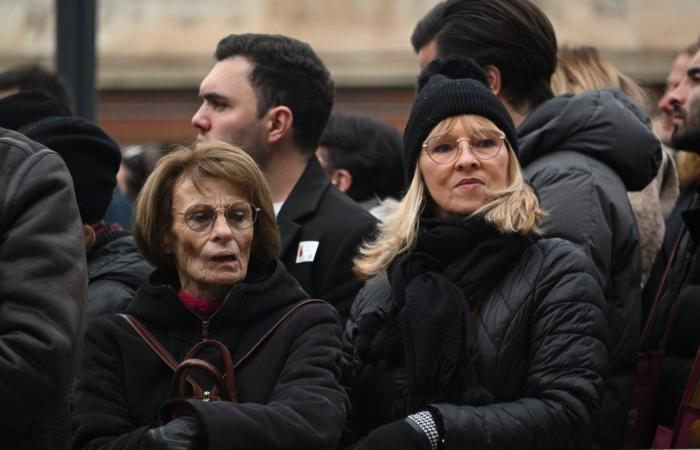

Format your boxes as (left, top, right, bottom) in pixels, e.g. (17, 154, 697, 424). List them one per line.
(1, 0, 698, 145)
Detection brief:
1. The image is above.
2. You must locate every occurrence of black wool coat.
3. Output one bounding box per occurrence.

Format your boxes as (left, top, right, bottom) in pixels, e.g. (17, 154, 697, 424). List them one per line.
(643, 189, 700, 430)
(342, 238, 608, 450)
(0, 129, 86, 450)
(72, 259, 348, 450)
(278, 157, 377, 322)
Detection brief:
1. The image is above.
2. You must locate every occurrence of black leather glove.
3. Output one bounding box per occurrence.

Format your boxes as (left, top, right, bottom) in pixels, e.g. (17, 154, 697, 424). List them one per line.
(352, 418, 431, 450)
(137, 415, 205, 450)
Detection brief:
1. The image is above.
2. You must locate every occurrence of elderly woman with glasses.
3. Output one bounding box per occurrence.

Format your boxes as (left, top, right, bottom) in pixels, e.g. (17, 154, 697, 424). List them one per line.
(72, 141, 348, 450)
(340, 59, 608, 450)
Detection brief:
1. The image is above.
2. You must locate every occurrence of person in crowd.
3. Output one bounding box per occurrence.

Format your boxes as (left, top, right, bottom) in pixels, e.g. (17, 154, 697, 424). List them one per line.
(117, 145, 163, 204)
(0, 62, 136, 232)
(0, 89, 71, 130)
(341, 58, 607, 450)
(0, 127, 85, 449)
(317, 113, 405, 221)
(72, 140, 348, 449)
(641, 42, 700, 441)
(17, 114, 152, 320)
(0, 63, 73, 110)
(106, 144, 165, 229)
(103, 185, 134, 230)
(550, 45, 679, 288)
(658, 42, 700, 148)
(649, 41, 700, 298)
(429, 2, 661, 447)
(192, 33, 377, 321)
(410, 1, 447, 69)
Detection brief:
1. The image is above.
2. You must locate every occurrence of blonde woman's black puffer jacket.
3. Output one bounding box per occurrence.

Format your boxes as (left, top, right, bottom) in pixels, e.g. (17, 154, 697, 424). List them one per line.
(342, 237, 608, 450)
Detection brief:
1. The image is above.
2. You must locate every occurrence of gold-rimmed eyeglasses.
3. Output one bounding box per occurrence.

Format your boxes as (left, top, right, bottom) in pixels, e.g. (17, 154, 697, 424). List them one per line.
(173, 201, 260, 233)
(423, 130, 506, 164)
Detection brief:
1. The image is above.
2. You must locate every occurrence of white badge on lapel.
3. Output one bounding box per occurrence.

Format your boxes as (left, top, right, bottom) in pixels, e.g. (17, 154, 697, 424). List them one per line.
(296, 241, 319, 263)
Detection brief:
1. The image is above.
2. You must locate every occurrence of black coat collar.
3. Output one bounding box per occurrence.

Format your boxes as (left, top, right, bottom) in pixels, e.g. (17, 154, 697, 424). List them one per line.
(683, 189, 700, 243)
(277, 156, 331, 256)
(127, 258, 308, 331)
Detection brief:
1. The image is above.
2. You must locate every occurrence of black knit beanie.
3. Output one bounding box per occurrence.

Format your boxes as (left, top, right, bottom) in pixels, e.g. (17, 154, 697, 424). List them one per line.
(0, 90, 71, 130)
(403, 58, 518, 184)
(19, 116, 121, 223)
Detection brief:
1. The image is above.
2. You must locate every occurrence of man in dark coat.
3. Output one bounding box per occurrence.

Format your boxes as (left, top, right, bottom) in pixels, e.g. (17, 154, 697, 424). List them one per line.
(0, 128, 86, 449)
(642, 44, 700, 437)
(428, 0, 661, 447)
(192, 33, 377, 321)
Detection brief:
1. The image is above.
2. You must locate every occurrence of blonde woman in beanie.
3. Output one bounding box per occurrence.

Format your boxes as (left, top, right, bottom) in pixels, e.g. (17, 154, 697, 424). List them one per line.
(340, 59, 608, 450)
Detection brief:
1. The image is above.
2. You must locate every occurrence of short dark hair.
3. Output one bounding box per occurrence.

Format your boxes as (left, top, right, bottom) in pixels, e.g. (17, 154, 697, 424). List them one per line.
(436, 0, 557, 111)
(215, 33, 334, 154)
(411, 1, 448, 53)
(319, 113, 405, 202)
(0, 64, 73, 112)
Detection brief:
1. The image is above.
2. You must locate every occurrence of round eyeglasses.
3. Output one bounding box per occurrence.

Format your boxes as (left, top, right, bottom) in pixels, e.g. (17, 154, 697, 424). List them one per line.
(423, 130, 506, 164)
(174, 201, 260, 233)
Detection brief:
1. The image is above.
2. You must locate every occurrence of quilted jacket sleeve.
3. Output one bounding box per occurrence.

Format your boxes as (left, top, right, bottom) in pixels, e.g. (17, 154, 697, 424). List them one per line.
(433, 240, 609, 450)
(526, 159, 615, 290)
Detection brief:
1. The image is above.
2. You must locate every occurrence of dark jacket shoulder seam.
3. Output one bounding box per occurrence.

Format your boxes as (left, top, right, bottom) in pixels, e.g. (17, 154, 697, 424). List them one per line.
(1, 147, 56, 229)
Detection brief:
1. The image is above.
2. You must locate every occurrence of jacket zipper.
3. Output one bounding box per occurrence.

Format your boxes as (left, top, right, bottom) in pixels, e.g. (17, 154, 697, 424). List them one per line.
(173, 286, 235, 340)
(199, 293, 231, 340)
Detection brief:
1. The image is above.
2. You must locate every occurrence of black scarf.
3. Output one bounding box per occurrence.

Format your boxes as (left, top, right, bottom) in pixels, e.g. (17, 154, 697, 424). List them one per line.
(356, 215, 534, 416)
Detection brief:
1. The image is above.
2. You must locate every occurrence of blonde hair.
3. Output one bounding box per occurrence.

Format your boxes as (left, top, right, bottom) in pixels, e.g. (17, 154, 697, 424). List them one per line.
(551, 45, 650, 112)
(353, 115, 544, 279)
(133, 140, 281, 271)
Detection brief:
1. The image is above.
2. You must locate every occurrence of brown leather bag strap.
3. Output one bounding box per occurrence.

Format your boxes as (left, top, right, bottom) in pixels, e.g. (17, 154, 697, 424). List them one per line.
(171, 358, 238, 402)
(120, 314, 205, 396)
(119, 313, 180, 371)
(183, 339, 237, 402)
(234, 299, 327, 369)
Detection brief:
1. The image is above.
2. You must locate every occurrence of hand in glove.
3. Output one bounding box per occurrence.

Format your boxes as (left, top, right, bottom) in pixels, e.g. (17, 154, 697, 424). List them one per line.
(352, 418, 431, 450)
(137, 415, 206, 450)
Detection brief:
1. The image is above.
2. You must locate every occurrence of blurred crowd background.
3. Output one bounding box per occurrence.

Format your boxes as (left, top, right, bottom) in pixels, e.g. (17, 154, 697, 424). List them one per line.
(1, 0, 698, 148)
